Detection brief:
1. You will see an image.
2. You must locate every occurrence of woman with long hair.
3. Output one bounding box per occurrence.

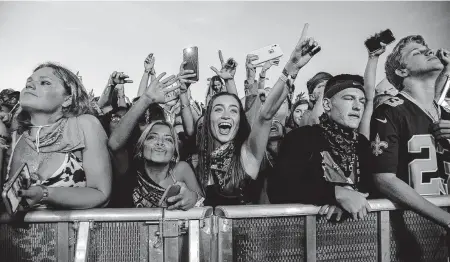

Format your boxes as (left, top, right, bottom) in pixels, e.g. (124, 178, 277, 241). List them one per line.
(0, 62, 112, 210)
(193, 29, 322, 206)
(286, 99, 309, 131)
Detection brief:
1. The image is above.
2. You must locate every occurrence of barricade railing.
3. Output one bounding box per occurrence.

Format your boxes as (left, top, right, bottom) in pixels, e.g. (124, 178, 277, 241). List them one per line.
(1, 197, 449, 262)
(215, 196, 450, 262)
(0, 207, 214, 262)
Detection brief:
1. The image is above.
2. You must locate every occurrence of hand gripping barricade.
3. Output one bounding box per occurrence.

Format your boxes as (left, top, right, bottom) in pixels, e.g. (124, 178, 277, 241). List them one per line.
(0, 196, 450, 262)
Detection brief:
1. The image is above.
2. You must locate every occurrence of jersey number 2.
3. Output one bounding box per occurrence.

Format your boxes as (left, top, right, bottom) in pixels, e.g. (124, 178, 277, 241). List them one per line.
(408, 135, 449, 195)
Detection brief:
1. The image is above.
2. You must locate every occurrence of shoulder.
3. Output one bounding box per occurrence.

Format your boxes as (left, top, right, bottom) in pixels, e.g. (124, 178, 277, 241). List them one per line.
(372, 96, 407, 122)
(75, 114, 107, 137)
(173, 161, 194, 179)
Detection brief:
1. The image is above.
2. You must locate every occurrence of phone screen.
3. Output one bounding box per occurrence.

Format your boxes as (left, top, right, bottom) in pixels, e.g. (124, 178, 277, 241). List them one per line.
(183, 47, 199, 82)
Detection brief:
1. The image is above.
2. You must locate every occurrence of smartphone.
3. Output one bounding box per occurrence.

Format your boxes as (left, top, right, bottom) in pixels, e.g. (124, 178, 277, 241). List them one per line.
(158, 184, 181, 207)
(365, 36, 383, 54)
(249, 44, 284, 65)
(183, 46, 199, 82)
(438, 74, 450, 106)
(379, 29, 395, 45)
(2, 163, 31, 215)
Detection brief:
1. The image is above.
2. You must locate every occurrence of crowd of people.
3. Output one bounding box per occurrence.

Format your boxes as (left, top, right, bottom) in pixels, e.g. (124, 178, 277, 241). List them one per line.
(1, 25, 450, 232)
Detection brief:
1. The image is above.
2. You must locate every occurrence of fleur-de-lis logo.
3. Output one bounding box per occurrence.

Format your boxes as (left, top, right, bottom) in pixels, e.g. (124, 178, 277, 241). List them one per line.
(371, 134, 388, 156)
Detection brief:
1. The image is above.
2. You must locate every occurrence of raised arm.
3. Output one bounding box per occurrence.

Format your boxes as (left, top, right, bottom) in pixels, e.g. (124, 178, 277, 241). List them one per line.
(242, 23, 321, 179)
(435, 49, 450, 102)
(108, 73, 179, 152)
(98, 72, 133, 110)
(359, 37, 389, 139)
(137, 53, 157, 97)
(258, 58, 280, 90)
(210, 50, 239, 96)
(177, 62, 198, 137)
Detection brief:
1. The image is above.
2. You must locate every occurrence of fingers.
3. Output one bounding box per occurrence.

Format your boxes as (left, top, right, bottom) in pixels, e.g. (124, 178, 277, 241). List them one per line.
(179, 61, 187, 72)
(180, 79, 197, 84)
(318, 205, 329, 215)
(365, 202, 372, 212)
(210, 66, 220, 75)
(326, 206, 336, 220)
(352, 212, 358, 221)
(167, 199, 183, 210)
(155, 72, 167, 82)
(124, 79, 133, 84)
(162, 76, 178, 87)
(218, 50, 224, 65)
(335, 209, 343, 221)
(361, 192, 369, 198)
(18, 189, 33, 197)
(179, 73, 196, 80)
(167, 194, 183, 204)
(296, 23, 309, 49)
(164, 85, 181, 94)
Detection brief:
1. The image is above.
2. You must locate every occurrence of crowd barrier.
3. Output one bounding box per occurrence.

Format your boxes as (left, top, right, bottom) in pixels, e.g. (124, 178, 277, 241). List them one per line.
(0, 196, 449, 262)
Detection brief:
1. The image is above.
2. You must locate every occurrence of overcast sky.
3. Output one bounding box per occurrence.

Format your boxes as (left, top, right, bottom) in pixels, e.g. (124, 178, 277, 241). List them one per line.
(0, 1, 449, 103)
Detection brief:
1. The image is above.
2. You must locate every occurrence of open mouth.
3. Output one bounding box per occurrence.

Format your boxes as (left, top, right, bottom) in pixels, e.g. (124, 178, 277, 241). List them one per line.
(270, 126, 278, 132)
(218, 122, 232, 135)
(153, 147, 166, 153)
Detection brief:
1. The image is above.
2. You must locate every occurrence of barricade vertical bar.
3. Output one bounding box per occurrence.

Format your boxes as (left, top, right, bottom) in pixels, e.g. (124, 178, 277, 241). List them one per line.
(74, 221, 91, 262)
(217, 218, 232, 262)
(149, 223, 164, 262)
(211, 216, 219, 262)
(200, 216, 213, 262)
(305, 215, 317, 262)
(378, 211, 390, 262)
(140, 222, 149, 262)
(164, 220, 180, 262)
(57, 222, 69, 262)
(189, 220, 200, 262)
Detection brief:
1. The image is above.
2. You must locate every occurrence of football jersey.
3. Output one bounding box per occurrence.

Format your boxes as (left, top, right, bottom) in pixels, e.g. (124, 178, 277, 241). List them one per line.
(370, 92, 450, 196)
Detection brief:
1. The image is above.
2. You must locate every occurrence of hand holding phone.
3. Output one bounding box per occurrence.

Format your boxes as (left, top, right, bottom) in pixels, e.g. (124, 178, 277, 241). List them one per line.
(159, 184, 181, 207)
(249, 44, 284, 65)
(365, 29, 395, 55)
(2, 163, 31, 215)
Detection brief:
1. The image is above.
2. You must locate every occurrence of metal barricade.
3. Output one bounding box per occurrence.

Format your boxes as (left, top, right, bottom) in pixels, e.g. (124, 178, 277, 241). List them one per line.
(0, 207, 213, 262)
(215, 196, 450, 262)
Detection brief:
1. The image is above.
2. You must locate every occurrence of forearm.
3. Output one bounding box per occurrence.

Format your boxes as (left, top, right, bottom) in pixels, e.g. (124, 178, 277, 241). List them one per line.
(259, 77, 289, 121)
(364, 56, 378, 102)
(116, 91, 127, 108)
(246, 68, 256, 85)
(137, 70, 151, 97)
(258, 69, 267, 90)
(375, 174, 450, 227)
(97, 84, 114, 108)
(358, 101, 373, 139)
(225, 79, 238, 97)
(46, 187, 109, 209)
(179, 93, 195, 137)
(108, 96, 153, 151)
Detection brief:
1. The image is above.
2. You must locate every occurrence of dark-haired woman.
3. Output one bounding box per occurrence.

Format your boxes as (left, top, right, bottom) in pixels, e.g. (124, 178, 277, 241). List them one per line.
(187, 34, 322, 207)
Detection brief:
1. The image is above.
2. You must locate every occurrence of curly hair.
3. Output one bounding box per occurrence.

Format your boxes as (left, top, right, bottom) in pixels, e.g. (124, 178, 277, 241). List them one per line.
(385, 35, 428, 90)
(17, 62, 93, 133)
(196, 92, 251, 193)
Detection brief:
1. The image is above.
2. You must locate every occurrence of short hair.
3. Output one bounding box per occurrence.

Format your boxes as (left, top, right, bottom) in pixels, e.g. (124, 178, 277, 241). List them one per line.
(385, 35, 428, 90)
(306, 72, 333, 94)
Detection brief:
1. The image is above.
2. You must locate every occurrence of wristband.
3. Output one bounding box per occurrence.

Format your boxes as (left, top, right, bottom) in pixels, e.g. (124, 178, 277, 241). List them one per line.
(194, 196, 205, 207)
(180, 104, 189, 110)
(279, 74, 288, 83)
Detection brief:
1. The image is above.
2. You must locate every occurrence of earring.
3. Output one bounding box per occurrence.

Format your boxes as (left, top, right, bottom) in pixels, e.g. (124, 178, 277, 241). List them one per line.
(137, 152, 142, 158)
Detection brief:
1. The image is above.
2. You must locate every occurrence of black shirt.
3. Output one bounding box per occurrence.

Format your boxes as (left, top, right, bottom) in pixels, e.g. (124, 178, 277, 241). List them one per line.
(370, 93, 450, 196)
(268, 125, 371, 206)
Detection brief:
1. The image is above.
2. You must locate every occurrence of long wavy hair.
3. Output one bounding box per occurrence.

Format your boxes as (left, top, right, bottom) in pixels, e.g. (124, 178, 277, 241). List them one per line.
(17, 62, 93, 134)
(197, 92, 251, 193)
(286, 99, 309, 129)
(134, 120, 180, 172)
(205, 76, 225, 105)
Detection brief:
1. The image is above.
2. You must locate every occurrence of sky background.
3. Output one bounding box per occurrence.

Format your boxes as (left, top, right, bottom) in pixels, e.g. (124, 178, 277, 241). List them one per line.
(0, 1, 449, 103)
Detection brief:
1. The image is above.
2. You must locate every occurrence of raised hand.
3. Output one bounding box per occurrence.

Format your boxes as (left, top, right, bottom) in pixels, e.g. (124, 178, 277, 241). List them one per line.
(210, 50, 238, 80)
(177, 61, 197, 93)
(284, 24, 321, 77)
(437, 48, 450, 66)
(108, 71, 133, 86)
(144, 73, 179, 104)
(144, 53, 156, 74)
(246, 54, 263, 75)
(262, 58, 280, 71)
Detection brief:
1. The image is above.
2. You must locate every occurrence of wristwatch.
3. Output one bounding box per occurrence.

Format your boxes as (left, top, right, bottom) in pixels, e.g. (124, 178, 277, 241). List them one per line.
(38, 185, 49, 204)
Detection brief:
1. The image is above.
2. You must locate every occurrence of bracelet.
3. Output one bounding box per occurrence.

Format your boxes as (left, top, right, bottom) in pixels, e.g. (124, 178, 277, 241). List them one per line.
(279, 74, 288, 83)
(180, 104, 189, 110)
(259, 74, 266, 79)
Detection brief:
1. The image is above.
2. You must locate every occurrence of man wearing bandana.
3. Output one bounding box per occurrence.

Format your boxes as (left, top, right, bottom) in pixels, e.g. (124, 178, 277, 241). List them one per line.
(268, 74, 372, 221)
